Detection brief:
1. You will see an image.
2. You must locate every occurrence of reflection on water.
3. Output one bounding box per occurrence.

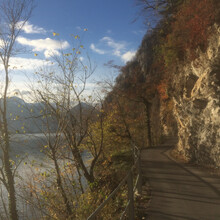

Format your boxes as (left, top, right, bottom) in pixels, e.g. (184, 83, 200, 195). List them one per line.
(10, 133, 56, 159)
(0, 133, 90, 219)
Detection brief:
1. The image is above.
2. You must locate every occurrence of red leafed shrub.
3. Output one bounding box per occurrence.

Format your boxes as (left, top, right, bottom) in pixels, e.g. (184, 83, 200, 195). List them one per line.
(163, 0, 215, 64)
(157, 80, 169, 101)
(176, 0, 215, 51)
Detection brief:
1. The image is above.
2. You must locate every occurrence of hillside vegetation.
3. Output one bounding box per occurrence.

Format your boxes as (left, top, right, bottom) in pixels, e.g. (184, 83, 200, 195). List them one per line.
(0, 0, 219, 219)
(106, 0, 220, 166)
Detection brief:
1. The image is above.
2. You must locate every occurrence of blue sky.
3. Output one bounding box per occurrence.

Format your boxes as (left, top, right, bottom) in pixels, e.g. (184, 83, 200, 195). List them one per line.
(9, 0, 147, 98)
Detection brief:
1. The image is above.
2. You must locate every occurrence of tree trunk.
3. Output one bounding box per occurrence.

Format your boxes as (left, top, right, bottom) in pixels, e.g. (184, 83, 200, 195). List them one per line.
(2, 69, 19, 220)
(143, 99, 152, 147)
(3, 149, 18, 220)
(72, 147, 95, 183)
(53, 151, 73, 217)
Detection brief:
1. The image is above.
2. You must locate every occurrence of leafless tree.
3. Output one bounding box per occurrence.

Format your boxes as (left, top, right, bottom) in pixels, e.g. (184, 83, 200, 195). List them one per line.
(0, 0, 34, 219)
(19, 43, 108, 217)
(136, 0, 183, 26)
(33, 48, 99, 182)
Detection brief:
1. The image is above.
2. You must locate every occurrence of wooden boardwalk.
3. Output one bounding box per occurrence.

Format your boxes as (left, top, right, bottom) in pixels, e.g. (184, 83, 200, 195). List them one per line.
(141, 146, 220, 220)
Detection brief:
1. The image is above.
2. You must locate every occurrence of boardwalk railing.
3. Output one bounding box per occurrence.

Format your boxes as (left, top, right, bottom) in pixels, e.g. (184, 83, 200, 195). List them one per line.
(87, 144, 142, 220)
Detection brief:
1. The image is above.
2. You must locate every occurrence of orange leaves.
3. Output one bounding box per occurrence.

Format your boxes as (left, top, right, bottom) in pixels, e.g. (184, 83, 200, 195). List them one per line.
(158, 0, 216, 69)
(167, 0, 215, 60)
(157, 80, 169, 101)
(180, 0, 214, 38)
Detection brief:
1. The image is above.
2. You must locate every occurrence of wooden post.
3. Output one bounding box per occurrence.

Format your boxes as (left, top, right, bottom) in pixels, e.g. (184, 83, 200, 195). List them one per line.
(127, 171, 135, 220)
(137, 157, 142, 195)
(142, 98, 152, 147)
(131, 141, 135, 164)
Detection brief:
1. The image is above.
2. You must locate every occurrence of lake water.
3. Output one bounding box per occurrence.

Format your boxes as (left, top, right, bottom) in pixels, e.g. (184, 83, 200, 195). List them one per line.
(0, 133, 90, 219)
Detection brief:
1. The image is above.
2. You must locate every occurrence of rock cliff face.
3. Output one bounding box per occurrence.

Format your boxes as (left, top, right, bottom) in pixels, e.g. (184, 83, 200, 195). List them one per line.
(171, 24, 220, 166)
(117, 19, 219, 167)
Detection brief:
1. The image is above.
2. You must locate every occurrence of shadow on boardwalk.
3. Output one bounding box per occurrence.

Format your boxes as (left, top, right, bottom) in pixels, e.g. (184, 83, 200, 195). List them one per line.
(140, 146, 220, 220)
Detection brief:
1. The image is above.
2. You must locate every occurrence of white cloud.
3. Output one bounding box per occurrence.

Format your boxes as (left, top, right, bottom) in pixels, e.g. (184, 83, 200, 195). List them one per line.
(101, 37, 125, 57)
(90, 43, 105, 54)
(17, 21, 46, 34)
(0, 39, 4, 47)
(101, 36, 135, 62)
(20, 90, 32, 95)
(11, 89, 32, 96)
(44, 49, 60, 58)
(17, 37, 69, 58)
(8, 86, 35, 103)
(90, 36, 135, 63)
(121, 51, 136, 63)
(0, 57, 52, 70)
(79, 57, 84, 61)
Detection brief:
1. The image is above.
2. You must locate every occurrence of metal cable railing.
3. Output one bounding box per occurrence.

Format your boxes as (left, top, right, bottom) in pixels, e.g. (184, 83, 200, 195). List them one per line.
(87, 144, 142, 220)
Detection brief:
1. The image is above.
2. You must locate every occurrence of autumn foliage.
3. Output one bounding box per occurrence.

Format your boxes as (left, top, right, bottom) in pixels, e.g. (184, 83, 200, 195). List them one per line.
(157, 80, 169, 101)
(162, 0, 215, 65)
(107, 0, 219, 147)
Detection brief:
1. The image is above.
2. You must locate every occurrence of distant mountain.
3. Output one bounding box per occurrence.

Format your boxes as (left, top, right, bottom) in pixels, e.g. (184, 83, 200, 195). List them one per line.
(71, 102, 99, 121)
(0, 97, 57, 134)
(0, 97, 98, 134)
(71, 102, 97, 115)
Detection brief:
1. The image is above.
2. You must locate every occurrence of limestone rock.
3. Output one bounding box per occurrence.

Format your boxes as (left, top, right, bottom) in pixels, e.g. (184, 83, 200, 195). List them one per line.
(172, 24, 220, 167)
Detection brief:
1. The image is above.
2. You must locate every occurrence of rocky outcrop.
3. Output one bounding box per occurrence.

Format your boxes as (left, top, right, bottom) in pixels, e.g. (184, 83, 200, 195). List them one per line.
(117, 18, 219, 167)
(172, 24, 220, 166)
